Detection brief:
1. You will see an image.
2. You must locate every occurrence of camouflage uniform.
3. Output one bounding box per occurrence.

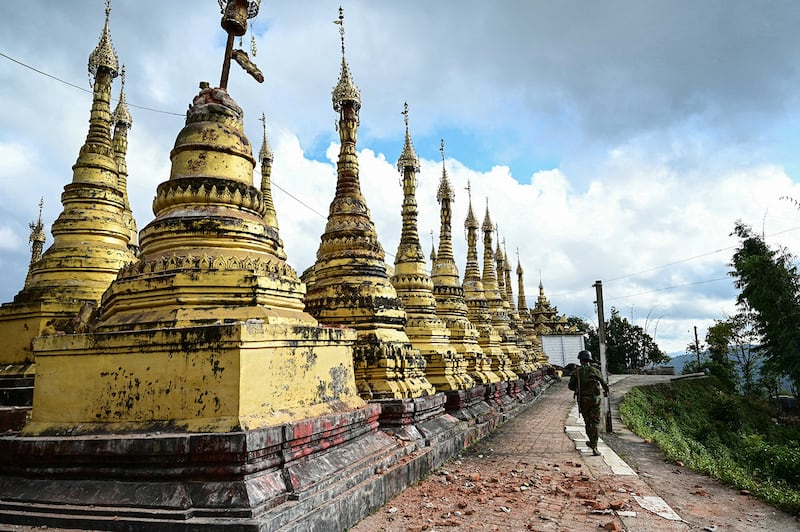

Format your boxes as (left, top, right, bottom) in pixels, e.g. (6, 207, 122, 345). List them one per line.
(568, 362, 609, 453)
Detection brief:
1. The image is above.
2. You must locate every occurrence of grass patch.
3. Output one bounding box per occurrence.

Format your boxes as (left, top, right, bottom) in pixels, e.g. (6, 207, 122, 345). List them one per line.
(620, 378, 800, 515)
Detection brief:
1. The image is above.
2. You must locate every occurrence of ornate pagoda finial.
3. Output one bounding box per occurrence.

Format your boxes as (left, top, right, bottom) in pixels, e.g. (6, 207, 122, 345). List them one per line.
(437, 139, 454, 203)
(257, 111, 279, 230)
(481, 198, 493, 232)
(516, 248, 529, 312)
(88, 0, 119, 81)
(258, 112, 273, 162)
(332, 6, 361, 113)
(218, 0, 264, 89)
(111, 65, 132, 127)
(464, 179, 477, 229)
(28, 197, 46, 261)
(336, 5, 346, 56)
(397, 102, 419, 172)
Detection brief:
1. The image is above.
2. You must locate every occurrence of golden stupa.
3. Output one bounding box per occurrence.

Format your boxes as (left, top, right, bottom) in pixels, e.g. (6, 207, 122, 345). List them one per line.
(496, 239, 538, 377)
(0, 2, 136, 373)
(516, 254, 549, 365)
(112, 66, 139, 254)
(302, 10, 434, 402)
(532, 279, 578, 339)
(461, 188, 516, 406)
(428, 141, 499, 425)
(430, 143, 498, 390)
(390, 108, 474, 397)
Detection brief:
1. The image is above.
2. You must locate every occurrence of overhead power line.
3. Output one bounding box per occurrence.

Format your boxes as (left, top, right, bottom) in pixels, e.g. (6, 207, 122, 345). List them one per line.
(271, 180, 327, 220)
(606, 276, 731, 301)
(0, 51, 183, 117)
(605, 225, 800, 284)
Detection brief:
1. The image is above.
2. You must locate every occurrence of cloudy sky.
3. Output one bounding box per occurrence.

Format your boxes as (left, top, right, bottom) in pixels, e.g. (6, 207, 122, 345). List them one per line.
(3, 1, 800, 355)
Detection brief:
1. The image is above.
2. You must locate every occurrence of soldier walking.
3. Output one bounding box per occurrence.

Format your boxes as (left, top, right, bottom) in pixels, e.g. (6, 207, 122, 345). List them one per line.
(568, 350, 609, 455)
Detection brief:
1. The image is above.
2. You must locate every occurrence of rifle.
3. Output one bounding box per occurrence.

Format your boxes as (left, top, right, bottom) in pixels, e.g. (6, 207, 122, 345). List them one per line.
(575, 366, 582, 420)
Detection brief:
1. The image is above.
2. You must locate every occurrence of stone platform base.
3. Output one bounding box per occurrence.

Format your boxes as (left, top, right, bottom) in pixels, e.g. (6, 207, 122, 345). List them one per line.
(0, 383, 555, 531)
(0, 404, 399, 531)
(443, 385, 494, 443)
(525, 369, 551, 396)
(0, 363, 34, 432)
(0, 406, 29, 433)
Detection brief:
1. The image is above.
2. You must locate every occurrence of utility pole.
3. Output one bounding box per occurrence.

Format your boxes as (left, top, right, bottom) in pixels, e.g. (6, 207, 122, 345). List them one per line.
(593, 280, 612, 432)
(694, 325, 701, 368)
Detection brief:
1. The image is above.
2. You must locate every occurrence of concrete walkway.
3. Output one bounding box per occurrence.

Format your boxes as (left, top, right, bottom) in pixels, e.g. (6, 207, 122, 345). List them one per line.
(352, 376, 689, 531)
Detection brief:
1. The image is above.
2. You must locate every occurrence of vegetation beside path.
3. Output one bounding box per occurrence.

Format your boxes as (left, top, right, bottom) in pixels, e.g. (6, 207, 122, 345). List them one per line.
(620, 376, 800, 515)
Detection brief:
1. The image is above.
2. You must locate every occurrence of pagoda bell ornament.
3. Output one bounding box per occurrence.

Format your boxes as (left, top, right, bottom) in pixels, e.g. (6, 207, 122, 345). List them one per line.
(218, 0, 263, 88)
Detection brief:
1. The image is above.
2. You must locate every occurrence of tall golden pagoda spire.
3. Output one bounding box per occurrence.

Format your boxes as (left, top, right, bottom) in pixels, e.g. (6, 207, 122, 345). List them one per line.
(112, 65, 138, 253)
(258, 112, 280, 232)
(27, 198, 46, 267)
(431, 144, 497, 389)
(23, 198, 46, 288)
(429, 229, 437, 264)
(482, 202, 529, 384)
(494, 230, 509, 309)
(0, 0, 134, 419)
(462, 186, 516, 387)
(501, 240, 538, 372)
(82, 0, 119, 156)
(12, 0, 134, 309)
(303, 8, 433, 401)
(502, 242, 515, 312)
(516, 251, 527, 313)
(516, 252, 547, 365)
(481, 205, 502, 310)
(391, 109, 473, 396)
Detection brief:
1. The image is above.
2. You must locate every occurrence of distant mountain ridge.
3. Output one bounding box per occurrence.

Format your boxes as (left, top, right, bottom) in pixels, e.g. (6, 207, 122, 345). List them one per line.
(668, 352, 691, 375)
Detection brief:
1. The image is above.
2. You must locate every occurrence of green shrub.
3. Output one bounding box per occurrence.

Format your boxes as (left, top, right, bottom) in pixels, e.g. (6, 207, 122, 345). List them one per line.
(620, 378, 800, 515)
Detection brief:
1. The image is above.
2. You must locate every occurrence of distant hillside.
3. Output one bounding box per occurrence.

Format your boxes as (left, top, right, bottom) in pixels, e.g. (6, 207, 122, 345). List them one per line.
(668, 352, 691, 375)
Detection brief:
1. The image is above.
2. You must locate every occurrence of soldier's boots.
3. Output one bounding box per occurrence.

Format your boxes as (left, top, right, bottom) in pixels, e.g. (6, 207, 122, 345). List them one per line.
(587, 441, 600, 456)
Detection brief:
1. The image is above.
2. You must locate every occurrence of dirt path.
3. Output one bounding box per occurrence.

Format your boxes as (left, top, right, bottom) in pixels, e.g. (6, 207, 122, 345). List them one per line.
(351, 376, 799, 531)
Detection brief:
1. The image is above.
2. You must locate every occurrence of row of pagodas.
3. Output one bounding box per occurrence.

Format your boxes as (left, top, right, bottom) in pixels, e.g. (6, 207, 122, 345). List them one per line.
(0, 3, 584, 530)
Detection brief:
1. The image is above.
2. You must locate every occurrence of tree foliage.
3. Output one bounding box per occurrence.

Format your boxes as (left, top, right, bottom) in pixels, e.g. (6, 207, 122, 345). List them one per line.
(704, 317, 744, 393)
(730, 222, 800, 394)
(577, 308, 668, 373)
(708, 306, 763, 396)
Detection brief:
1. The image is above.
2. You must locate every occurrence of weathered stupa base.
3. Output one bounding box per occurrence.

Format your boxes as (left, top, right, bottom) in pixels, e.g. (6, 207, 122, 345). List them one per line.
(443, 385, 495, 443)
(506, 377, 528, 403)
(0, 363, 34, 432)
(524, 368, 552, 396)
(0, 382, 556, 531)
(22, 321, 364, 435)
(484, 380, 516, 414)
(0, 404, 398, 531)
(0, 300, 86, 432)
